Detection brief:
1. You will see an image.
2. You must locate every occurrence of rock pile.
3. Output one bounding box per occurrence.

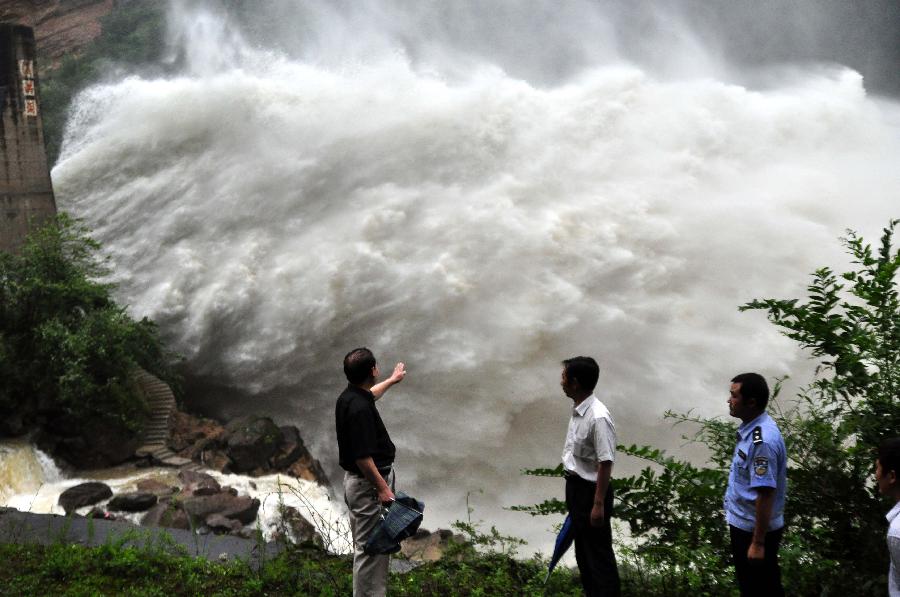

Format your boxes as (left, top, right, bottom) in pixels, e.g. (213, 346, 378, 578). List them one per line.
(55, 470, 296, 540)
(167, 412, 328, 485)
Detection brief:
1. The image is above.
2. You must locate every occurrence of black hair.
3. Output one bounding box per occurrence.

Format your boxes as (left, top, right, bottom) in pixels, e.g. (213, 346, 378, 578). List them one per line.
(878, 437, 900, 477)
(344, 347, 376, 385)
(562, 356, 600, 393)
(731, 372, 769, 410)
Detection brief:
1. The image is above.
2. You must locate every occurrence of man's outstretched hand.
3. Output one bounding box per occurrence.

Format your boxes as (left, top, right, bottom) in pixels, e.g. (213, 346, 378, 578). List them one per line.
(389, 362, 407, 384)
(372, 362, 407, 399)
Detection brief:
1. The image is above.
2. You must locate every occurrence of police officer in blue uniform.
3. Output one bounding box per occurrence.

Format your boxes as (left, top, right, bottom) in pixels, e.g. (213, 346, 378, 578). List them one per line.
(725, 372, 787, 597)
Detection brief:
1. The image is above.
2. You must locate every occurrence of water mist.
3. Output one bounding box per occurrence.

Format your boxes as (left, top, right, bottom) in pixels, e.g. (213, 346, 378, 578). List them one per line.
(51, 0, 900, 550)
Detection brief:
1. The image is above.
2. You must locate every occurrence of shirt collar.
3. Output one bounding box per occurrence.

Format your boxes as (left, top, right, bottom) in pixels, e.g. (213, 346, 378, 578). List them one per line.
(573, 394, 597, 417)
(737, 411, 769, 438)
(888, 501, 900, 524)
(346, 384, 375, 401)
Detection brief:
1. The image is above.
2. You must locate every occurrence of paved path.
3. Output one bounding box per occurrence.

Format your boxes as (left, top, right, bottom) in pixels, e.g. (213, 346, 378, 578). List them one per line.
(0, 508, 282, 568)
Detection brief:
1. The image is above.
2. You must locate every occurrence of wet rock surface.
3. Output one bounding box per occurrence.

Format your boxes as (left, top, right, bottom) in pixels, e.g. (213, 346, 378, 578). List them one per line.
(182, 493, 260, 526)
(106, 492, 158, 513)
(177, 470, 220, 496)
(168, 411, 328, 485)
(400, 528, 465, 562)
(135, 478, 177, 496)
(58, 482, 112, 514)
(276, 505, 320, 545)
(141, 501, 190, 530)
(224, 416, 281, 473)
(37, 416, 140, 469)
(205, 513, 243, 534)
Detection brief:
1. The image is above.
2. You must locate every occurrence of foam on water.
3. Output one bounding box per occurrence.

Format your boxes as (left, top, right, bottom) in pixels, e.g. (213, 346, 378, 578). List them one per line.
(0, 441, 51, 506)
(0, 442, 350, 550)
(51, 1, 900, 550)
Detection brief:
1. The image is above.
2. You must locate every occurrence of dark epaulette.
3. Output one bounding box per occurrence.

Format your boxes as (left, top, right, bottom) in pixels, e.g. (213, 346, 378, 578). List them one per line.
(752, 426, 763, 445)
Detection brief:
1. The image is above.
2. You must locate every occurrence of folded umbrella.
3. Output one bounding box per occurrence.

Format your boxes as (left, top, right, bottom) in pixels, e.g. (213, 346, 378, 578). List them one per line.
(545, 514, 574, 584)
(364, 492, 425, 556)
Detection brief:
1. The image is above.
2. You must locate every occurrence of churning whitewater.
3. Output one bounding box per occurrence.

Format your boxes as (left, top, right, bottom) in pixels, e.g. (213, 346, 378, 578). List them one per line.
(52, 1, 900, 547)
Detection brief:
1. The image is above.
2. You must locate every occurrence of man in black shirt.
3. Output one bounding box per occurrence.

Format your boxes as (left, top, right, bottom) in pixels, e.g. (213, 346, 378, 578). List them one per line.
(336, 347, 406, 597)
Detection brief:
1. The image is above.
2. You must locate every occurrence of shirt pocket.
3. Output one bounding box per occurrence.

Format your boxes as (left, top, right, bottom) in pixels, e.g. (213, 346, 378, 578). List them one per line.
(733, 458, 750, 485)
(574, 431, 596, 460)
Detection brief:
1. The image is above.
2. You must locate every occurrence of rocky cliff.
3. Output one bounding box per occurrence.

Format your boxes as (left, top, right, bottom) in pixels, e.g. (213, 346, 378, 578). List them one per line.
(0, 0, 113, 66)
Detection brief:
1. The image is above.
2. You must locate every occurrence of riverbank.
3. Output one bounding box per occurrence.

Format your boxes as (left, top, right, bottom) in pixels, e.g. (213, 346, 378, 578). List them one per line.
(0, 440, 350, 550)
(0, 508, 281, 567)
(0, 519, 585, 597)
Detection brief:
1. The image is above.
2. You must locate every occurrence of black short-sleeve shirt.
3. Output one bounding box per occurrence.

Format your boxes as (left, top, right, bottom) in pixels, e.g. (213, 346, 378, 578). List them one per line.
(335, 384, 396, 474)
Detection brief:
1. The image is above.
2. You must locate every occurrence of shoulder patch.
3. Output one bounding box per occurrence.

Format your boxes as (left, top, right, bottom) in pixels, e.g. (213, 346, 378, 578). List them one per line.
(752, 427, 763, 445)
(754, 456, 769, 476)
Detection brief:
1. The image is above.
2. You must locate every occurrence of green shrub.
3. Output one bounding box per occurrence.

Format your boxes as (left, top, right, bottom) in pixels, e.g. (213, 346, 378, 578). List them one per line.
(516, 220, 900, 596)
(0, 215, 177, 448)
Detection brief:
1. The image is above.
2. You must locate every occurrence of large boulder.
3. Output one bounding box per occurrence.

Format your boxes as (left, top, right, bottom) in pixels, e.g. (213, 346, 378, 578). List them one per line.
(135, 478, 178, 497)
(168, 411, 226, 457)
(270, 425, 309, 469)
(58, 482, 113, 514)
(177, 470, 221, 496)
(286, 454, 329, 485)
(205, 513, 243, 534)
(224, 416, 281, 473)
(401, 529, 464, 562)
(182, 493, 260, 525)
(107, 492, 158, 512)
(163, 411, 326, 482)
(141, 501, 191, 530)
(39, 416, 140, 469)
(200, 448, 233, 473)
(275, 505, 320, 545)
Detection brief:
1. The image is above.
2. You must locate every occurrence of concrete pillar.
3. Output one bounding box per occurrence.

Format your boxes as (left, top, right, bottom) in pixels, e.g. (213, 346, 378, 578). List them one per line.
(0, 23, 56, 254)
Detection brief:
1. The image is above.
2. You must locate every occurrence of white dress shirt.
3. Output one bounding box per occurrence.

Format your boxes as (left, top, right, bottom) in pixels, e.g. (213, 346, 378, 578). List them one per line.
(562, 395, 616, 482)
(888, 501, 900, 597)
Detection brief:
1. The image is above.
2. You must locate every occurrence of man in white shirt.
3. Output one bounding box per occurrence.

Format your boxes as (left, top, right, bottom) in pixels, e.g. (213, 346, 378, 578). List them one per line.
(877, 437, 900, 596)
(560, 356, 621, 596)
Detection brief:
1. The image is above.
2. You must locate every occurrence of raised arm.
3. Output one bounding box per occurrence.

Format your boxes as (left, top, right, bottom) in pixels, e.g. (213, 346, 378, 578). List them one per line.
(372, 362, 406, 400)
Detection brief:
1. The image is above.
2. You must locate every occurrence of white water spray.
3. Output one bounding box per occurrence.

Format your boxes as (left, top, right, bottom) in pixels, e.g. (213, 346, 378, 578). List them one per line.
(0, 442, 350, 550)
(51, 1, 900, 550)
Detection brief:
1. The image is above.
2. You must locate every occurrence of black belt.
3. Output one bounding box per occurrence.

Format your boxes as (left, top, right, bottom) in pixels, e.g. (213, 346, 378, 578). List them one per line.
(352, 466, 392, 478)
(564, 470, 592, 483)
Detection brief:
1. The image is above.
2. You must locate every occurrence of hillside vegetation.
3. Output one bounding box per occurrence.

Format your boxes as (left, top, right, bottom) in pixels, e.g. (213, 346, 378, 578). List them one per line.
(0, 216, 177, 466)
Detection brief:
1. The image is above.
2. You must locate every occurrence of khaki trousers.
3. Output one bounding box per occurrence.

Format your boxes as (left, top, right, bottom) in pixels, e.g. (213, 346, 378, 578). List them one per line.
(344, 469, 394, 597)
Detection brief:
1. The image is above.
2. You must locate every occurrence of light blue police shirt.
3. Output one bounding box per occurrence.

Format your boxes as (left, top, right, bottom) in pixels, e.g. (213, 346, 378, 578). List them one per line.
(724, 412, 787, 533)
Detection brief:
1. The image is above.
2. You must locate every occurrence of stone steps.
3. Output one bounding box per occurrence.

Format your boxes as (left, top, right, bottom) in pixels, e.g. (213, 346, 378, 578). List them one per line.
(132, 368, 200, 471)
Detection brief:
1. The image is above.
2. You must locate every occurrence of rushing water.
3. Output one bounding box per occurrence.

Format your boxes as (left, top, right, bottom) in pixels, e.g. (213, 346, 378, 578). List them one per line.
(50, 1, 900, 550)
(0, 442, 351, 552)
